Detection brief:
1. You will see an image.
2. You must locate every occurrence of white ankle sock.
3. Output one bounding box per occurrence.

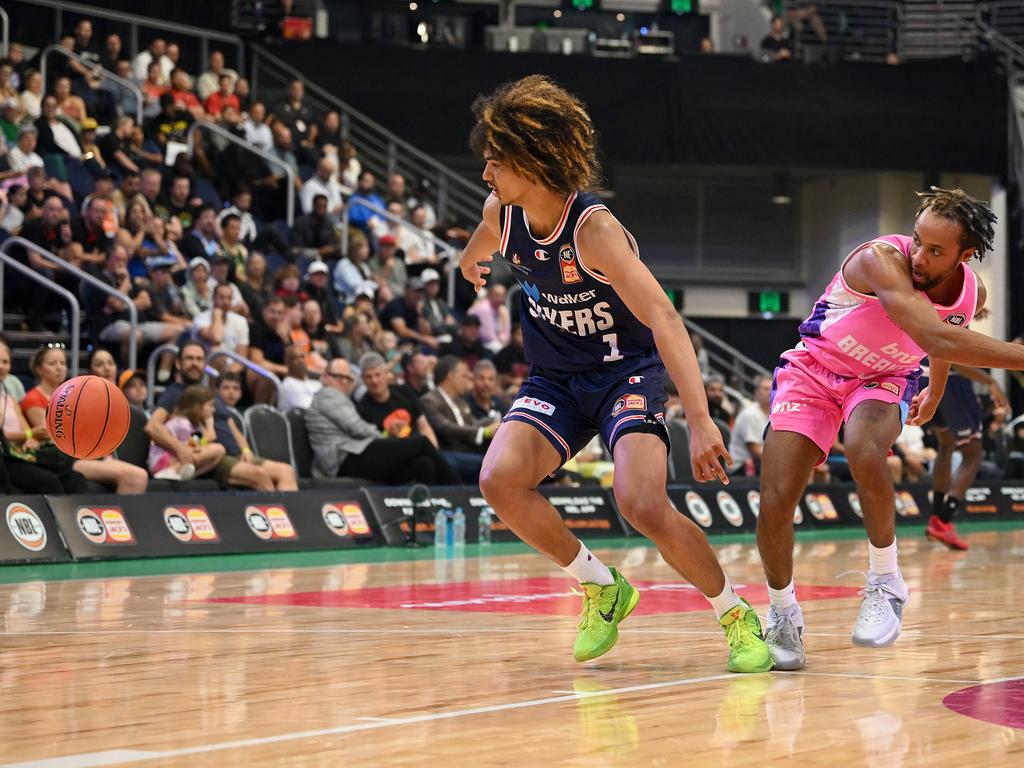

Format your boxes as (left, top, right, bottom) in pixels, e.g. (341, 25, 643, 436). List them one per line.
(767, 580, 797, 611)
(868, 539, 899, 576)
(562, 542, 614, 586)
(707, 576, 742, 621)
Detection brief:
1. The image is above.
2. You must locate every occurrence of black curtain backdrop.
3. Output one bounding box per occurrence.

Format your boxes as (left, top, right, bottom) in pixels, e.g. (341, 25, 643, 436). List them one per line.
(272, 42, 1006, 175)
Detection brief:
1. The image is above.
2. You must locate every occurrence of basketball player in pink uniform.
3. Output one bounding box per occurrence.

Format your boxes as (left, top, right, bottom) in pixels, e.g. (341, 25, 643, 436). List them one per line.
(758, 188, 1024, 670)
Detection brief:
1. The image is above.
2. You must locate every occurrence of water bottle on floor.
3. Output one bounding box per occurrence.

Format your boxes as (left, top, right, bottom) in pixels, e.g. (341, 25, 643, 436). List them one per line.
(434, 509, 448, 549)
(452, 507, 466, 548)
(478, 507, 493, 545)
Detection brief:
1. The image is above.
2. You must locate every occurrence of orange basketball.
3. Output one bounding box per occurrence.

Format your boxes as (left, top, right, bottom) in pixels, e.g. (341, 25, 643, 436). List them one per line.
(46, 375, 131, 460)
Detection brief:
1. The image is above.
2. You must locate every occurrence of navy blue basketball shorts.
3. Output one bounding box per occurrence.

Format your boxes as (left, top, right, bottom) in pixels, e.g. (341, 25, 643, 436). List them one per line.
(931, 375, 983, 446)
(502, 356, 670, 466)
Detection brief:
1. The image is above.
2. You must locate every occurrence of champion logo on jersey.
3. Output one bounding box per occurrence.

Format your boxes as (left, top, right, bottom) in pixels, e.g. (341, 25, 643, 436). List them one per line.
(628, 375, 643, 384)
(534, 249, 550, 261)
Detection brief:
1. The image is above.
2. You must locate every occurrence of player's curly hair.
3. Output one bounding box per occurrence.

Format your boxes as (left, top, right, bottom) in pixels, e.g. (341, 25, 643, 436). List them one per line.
(915, 186, 997, 260)
(469, 75, 601, 195)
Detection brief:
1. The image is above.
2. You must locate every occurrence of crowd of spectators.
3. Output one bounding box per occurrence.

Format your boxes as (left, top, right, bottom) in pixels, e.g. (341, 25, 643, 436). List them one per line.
(0, 20, 525, 493)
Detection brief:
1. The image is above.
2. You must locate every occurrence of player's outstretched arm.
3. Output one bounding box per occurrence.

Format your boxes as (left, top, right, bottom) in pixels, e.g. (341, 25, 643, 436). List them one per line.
(578, 211, 733, 484)
(850, 244, 1024, 371)
(459, 194, 501, 289)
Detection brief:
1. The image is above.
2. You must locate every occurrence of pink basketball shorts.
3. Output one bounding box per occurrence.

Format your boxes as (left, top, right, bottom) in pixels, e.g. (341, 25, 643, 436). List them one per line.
(768, 347, 919, 463)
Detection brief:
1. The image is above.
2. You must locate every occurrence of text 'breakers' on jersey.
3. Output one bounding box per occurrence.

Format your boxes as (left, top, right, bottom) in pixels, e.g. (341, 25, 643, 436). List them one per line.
(499, 191, 656, 372)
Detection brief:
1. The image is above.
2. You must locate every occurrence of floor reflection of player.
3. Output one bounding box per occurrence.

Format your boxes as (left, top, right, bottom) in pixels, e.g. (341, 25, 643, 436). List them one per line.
(460, 75, 771, 672)
(758, 188, 1024, 670)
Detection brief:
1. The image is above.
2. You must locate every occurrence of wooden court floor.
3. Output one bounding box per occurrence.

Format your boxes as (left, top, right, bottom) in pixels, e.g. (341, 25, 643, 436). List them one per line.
(2, 526, 1023, 767)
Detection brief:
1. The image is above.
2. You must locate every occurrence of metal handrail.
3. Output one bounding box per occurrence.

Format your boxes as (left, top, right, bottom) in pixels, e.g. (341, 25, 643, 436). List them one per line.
(976, 5, 1024, 69)
(39, 45, 144, 126)
(347, 197, 458, 260)
(0, 243, 83, 377)
(187, 121, 297, 225)
(684, 316, 770, 396)
(10, 0, 246, 76)
(251, 44, 486, 225)
(145, 345, 284, 408)
(682, 317, 770, 378)
(0, 7, 9, 59)
(1, 237, 139, 370)
(145, 341, 180, 408)
(208, 350, 284, 406)
(340, 198, 460, 307)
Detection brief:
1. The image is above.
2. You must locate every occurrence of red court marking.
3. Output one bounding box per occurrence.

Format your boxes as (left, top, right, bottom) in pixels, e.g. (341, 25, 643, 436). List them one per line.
(943, 679, 1024, 729)
(206, 578, 861, 616)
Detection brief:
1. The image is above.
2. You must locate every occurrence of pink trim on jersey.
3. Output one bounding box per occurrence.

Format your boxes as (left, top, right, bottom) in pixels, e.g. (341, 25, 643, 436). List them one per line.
(523, 192, 578, 245)
(504, 410, 571, 460)
(609, 413, 648, 445)
(573, 205, 642, 286)
(499, 205, 513, 257)
(573, 204, 612, 284)
(795, 234, 978, 379)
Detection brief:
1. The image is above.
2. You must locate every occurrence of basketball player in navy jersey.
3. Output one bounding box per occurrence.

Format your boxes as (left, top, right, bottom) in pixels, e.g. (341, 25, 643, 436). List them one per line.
(460, 75, 771, 672)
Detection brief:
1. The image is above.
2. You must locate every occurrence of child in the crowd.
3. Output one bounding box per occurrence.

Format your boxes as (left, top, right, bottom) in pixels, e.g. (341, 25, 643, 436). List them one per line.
(214, 372, 298, 491)
(118, 369, 149, 411)
(147, 385, 216, 480)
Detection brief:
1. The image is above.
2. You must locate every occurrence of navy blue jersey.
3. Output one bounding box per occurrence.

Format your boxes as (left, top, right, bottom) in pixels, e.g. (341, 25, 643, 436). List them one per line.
(499, 191, 656, 372)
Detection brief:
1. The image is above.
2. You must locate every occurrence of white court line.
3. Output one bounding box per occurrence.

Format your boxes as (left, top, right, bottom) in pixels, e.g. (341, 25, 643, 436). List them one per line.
(4, 627, 1024, 641)
(3, 750, 160, 768)
(0, 670, 989, 768)
(795, 671, 978, 685)
(0, 672, 737, 768)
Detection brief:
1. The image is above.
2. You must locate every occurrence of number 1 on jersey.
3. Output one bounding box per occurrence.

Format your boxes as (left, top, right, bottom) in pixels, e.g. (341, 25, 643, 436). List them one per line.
(603, 333, 623, 362)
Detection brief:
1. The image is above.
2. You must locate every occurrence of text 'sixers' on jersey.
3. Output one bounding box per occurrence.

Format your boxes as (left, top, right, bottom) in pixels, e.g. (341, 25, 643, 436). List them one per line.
(498, 191, 657, 372)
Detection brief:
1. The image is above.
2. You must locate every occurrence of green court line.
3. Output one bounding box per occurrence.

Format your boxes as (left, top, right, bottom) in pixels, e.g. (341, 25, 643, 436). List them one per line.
(2, 519, 1022, 585)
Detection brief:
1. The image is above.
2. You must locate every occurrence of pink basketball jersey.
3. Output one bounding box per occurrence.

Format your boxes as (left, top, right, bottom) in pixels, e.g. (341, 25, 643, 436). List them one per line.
(790, 234, 978, 379)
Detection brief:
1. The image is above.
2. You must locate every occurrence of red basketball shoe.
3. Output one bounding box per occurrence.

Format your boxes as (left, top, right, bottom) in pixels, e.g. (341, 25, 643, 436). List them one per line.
(925, 515, 968, 551)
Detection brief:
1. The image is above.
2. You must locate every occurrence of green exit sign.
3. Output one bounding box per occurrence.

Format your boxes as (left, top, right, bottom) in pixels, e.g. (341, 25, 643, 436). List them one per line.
(669, 0, 695, 14)
(571, 0, 596, 10)
(748, 290, 789, 316)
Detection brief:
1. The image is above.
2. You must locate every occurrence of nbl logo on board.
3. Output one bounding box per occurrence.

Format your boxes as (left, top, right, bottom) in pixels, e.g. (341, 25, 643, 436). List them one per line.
(76, 507, 135, 545)
(5, 503, 47, 552)
(322, 503, 371, 537)
(684, 492, 713, 528)
(163, 506, 220, 543)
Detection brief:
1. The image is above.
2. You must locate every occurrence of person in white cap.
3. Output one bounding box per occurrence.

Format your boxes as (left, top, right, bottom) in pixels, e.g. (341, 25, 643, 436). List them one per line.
(302, 259, 343, 332)
(420, 267, 455, 339)
(182, 256, 213, 318)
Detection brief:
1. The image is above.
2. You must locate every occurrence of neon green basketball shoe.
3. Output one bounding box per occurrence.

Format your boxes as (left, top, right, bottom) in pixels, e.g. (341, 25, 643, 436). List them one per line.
(720, 598, 774, 673)
(573, 568, 640, 662)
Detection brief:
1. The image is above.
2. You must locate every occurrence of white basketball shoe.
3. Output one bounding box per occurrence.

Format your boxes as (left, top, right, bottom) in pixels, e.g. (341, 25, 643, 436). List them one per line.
(765, 603, 805, 670)
(851, 571, 909, 648)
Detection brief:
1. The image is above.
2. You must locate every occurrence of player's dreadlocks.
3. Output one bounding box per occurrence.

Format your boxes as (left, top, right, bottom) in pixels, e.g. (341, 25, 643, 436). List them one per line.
(470, 75, 601, 196)
(915, 187, 997, 260)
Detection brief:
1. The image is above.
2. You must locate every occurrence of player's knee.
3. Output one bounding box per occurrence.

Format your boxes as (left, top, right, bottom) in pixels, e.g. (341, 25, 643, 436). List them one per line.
(845, 441, 889, 477)
(615, 490, 669, 535)
(479, 458, 522, 502)
(758, 483, 795, 527)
